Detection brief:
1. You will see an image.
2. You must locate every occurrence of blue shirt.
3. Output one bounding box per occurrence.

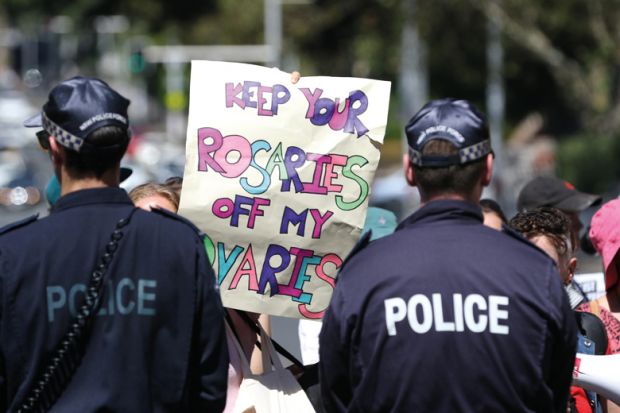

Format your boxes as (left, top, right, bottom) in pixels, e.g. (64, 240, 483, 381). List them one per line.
(320, 199, 577, 413)
(0, 187, 228, 412)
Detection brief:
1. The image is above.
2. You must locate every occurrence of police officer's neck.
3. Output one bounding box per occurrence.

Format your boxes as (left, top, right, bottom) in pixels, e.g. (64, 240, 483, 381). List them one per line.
(419, 193, 480, 206)
(59, 167, 121, 197)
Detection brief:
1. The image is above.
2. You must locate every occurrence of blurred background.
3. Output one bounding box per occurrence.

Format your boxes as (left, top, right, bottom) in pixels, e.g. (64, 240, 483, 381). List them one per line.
(2, 0, 618, 358)
(1, 0, 620, 229)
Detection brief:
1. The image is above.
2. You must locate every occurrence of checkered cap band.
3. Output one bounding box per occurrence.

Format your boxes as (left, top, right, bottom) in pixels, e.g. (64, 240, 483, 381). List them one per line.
(408, 139, 491, 166)
(459, 140, 491, 163)
(42, 112, 85, 152)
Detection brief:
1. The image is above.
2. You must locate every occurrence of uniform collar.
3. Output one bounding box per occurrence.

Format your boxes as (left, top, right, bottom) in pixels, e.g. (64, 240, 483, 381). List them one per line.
(52, 187, 133, 213)
(396, 199, 483, 231)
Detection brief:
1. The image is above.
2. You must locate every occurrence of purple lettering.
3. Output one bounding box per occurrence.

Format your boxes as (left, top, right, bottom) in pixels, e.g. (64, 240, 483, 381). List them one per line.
(257, 85, 273, 116)
(197, 127, 225, 173)
(271, 84, 291, 115)
(281, 146, 306, 193)
(278, 247, 313, 299)
(258, 244, 290, 296)
(328, 98, 350, 131)
(242, 81, 261, 108)
(300, 88, 323, 118)
(248, 197, 270, 228)
(225, 82, 245, 108)
(280, 207, 308, 236)
(310, 97, 335, 127)
(344, 90, 369, 137)
(212, 197, 234, 220)
(309, 209, 334, 238)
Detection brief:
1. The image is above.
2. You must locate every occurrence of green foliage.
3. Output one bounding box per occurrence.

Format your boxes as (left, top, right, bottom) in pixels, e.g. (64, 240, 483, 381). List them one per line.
(2, 0, 217, 34)
(184, 0, 263, 45)
(7, 0, 620, 142)
(557, 133, 620, 195)
(418, 0, 487, 105)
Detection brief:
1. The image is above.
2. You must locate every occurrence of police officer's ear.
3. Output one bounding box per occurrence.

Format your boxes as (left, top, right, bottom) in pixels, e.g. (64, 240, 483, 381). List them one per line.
(403, 152, 416, 187)
(481, 153, 494, 187)
(48, 136, 65, 169)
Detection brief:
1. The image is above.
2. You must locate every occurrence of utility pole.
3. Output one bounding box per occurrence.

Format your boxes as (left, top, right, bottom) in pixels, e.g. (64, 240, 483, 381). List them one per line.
(398, 0, 428, 215)
(486, 14, 505, 199)
(265, 0, 282, 68)
(399, 0, 428, 141)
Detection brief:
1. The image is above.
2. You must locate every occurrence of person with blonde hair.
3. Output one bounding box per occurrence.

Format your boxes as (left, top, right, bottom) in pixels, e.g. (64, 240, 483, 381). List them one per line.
(129, 182, 180, 212)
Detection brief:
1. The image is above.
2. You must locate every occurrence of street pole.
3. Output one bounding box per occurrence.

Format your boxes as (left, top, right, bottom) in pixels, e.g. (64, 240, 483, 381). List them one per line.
(486, 14, 505, 199)
(265, 0, 282, 68)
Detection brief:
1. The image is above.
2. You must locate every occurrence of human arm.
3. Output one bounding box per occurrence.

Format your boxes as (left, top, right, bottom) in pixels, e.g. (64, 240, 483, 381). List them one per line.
(250, 314, 271, 374)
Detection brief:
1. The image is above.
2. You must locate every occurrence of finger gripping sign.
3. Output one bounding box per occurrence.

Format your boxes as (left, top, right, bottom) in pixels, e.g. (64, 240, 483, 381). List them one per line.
(179, 60, 391, 319)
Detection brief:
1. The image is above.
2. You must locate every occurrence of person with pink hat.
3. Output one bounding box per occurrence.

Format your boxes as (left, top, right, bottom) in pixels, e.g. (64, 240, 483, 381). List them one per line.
(578, 198, 620, 413)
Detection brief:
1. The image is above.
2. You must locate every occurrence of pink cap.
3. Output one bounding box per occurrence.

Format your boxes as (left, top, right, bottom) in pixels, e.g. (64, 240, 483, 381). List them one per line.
(589, 198, 620, 290)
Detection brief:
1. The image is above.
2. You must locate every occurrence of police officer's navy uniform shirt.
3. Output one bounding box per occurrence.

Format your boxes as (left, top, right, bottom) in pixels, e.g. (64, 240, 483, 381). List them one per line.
(0, 187, 229, 412)
(319, 200, 577, 413)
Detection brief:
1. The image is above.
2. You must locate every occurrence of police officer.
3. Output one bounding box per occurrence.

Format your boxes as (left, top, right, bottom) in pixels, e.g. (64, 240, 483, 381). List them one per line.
(319, 98, 577, 412)
(0, 77, 229, 412)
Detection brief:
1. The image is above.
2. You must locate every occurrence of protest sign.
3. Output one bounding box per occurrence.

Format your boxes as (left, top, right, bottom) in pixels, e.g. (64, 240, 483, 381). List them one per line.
(179, 60, 391, 319)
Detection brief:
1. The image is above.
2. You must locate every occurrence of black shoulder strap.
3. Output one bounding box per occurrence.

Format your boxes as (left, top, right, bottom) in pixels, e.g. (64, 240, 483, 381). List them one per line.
(234, 309, 305, 369)
(16, 208, 137, 413)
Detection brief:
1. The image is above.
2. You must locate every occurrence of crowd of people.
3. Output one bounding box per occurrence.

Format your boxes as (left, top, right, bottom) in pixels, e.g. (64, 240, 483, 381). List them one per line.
(0, 75, 619, 413)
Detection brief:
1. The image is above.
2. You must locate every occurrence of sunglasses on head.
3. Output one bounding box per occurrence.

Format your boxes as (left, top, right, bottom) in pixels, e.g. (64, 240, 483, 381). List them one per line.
(36, 130, 50, 150)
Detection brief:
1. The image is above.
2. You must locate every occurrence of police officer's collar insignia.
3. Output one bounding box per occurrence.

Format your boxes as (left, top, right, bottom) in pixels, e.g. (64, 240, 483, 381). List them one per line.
(0, 214, 38, 236)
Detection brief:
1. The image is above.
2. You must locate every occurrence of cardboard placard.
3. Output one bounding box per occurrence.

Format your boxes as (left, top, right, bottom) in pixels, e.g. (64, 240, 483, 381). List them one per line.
(179, 60, 391, 319)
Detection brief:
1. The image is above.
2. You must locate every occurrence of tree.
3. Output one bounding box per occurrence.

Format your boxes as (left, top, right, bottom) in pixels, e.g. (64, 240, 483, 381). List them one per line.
(471, 0, 620, 133)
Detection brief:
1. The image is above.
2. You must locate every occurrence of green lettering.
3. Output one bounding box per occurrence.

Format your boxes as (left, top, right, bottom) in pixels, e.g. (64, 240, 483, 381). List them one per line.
(265, 142, 289, 180)
(336, 155, 369, 211)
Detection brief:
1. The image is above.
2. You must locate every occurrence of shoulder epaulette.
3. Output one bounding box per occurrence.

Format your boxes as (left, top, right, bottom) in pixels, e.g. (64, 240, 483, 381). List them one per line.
(0, 214, 39, 236)
(150, 208, 203, 235)
(340, 230, 372, 272)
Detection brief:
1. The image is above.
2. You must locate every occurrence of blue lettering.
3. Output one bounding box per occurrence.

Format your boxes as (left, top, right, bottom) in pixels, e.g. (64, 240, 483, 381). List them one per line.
(68, 283, 86, 317)
(46, 278, 157, 321)
(138, 279, 157, 316)
(117, 278, 136, 315)
(47, 286, 66, 322)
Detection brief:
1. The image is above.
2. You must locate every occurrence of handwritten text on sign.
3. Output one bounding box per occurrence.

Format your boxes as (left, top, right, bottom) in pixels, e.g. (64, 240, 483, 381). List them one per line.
(180, 61, 390, 319)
